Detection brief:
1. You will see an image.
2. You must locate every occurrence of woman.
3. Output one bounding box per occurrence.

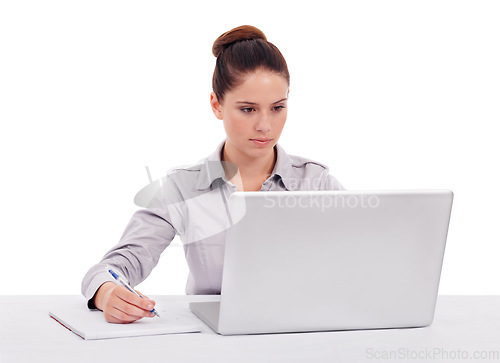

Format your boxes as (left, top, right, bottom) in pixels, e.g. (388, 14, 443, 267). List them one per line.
(82, 25, 344, 323)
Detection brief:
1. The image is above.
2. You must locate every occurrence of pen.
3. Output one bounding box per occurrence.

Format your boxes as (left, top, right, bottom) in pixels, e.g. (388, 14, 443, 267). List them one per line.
(107, 268, 160, 318)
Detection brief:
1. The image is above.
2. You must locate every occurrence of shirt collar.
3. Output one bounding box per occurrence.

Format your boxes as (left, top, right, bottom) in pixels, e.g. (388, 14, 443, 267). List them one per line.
(195, 140, 294, 191)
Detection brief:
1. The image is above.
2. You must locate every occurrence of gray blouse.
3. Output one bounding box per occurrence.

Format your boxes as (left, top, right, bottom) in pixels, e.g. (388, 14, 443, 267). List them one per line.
(81, 140, 345, 307)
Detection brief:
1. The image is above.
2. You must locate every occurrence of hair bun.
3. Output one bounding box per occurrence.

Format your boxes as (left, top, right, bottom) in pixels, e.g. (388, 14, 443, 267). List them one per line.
(212, 25, 267, 57)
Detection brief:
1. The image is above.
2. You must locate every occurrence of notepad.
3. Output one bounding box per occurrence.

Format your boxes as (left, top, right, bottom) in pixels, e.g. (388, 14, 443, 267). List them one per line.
(49, 305, 203, 340)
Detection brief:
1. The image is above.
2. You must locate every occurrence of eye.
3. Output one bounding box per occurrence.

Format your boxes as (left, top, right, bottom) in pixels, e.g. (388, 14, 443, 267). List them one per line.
(273, 105, 285, 112)
(241, 107, 255, 113)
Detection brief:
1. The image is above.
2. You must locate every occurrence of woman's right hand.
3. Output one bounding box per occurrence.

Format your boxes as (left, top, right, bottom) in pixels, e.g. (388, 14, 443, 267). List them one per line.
(94, 281, 157, 324)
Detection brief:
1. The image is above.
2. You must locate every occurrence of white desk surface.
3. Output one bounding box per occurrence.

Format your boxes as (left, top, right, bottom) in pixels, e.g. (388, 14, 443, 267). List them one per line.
(0, 295, 499, 363)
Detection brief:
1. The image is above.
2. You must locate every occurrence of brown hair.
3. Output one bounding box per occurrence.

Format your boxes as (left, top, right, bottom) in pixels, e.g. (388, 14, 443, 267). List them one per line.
(212, 25, 290, 103)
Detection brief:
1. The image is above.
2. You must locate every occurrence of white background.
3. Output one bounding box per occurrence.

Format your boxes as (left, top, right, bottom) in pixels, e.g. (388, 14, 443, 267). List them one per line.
(1, 1, 498, 295)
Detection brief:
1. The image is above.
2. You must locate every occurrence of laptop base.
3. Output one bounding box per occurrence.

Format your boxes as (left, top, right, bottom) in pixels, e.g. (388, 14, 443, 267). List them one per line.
(190, 301, 221, 334)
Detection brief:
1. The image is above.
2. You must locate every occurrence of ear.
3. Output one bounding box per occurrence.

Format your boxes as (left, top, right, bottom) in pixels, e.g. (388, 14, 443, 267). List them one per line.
(210, 92, 223, 120)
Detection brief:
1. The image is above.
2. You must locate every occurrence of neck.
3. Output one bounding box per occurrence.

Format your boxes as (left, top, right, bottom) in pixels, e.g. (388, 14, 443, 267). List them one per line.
(221, 141, 276, 180)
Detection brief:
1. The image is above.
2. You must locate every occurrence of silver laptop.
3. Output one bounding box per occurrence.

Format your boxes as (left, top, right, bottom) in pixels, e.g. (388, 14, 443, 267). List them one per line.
(190, 190, 453, 335)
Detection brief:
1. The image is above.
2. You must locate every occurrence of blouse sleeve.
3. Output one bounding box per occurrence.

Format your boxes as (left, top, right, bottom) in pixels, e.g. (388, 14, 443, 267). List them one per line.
(81, 207, 176, 309)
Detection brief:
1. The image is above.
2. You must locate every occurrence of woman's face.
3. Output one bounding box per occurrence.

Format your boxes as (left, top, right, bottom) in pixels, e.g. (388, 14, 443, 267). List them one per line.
(210, 68, 289, 160)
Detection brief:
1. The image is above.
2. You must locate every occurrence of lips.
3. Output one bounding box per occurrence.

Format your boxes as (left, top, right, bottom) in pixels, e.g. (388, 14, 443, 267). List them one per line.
(250, 138, 272, 147)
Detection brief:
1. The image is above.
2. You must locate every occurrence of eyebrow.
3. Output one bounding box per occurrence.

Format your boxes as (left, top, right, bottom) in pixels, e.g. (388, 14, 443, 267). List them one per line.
(236, 98, 287, 105)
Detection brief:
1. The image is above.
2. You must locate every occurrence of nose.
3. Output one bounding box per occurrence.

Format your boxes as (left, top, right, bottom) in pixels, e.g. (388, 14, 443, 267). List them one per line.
(255, 112, 271, 133)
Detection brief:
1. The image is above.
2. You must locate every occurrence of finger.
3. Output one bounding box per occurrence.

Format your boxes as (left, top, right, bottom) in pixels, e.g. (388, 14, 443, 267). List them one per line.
(115, 301, 155, 319)
(104, 297, 154, 323)
(105, 306, 145, 324)
(114, 286, 156, 312)
(135, 290, 149, 299)
(110, 291, 155, 319)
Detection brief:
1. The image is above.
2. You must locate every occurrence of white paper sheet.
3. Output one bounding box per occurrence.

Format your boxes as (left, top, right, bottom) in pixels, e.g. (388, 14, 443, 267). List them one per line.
(49, 305, 203, 340)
